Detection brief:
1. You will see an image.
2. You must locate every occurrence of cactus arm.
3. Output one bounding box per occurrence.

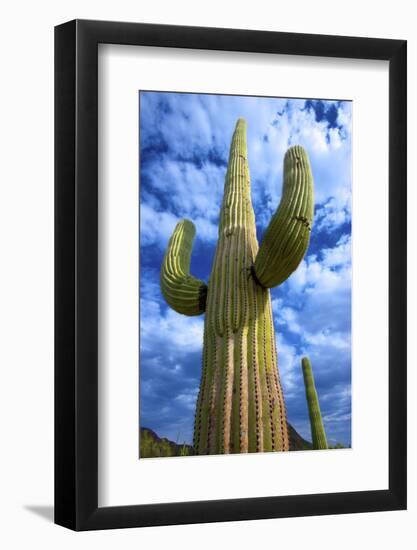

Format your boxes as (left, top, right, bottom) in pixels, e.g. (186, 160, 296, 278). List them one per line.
(253, 145, 314, 288)
(160, 219, 207, 316)
(301, 356, 328, 450)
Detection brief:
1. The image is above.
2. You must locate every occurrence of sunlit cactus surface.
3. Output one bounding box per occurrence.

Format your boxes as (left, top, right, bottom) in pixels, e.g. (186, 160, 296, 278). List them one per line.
(301, 356, 328, 450)
(161, 118, 314, 454)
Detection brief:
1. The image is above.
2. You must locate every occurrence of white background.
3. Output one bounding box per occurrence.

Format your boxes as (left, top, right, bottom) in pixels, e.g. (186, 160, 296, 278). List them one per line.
(99, 45, 389, 506)
(0, 1, 415, 548)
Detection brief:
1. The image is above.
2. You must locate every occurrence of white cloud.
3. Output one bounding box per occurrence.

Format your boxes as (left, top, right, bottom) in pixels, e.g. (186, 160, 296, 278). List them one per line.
(140, 271, 205, 354)
(275, 234, 351, 384)
(315, 196, 351, 233)
(140, 202, 219, 250)
(275, 332, 302, 398)
(141, 94, 352, 238)
(140, 296, 204, 354)
(192, 216, 218, 242)
(271, 297, 283, 315)
(174, 387, 199, 411)
(304, 330, 351, 350)
(276, 306, 302, 335)
(141, 158, 225, 221)
(337, 101, 352, 129)
(249, 101, 352, 228)
(322, 234, 351, 268)
(288, 235, 351, 295)
(140, 203, 179, 248)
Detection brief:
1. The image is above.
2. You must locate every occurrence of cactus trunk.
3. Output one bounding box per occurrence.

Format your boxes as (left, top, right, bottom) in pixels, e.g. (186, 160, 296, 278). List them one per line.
(161, 117, 314, 455)
(193, 119, 288, 454)
(301, 357, 328, 450)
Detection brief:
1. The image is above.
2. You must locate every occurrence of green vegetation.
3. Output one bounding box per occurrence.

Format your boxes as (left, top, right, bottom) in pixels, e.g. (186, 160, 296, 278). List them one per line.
(140, 428, 194, 458)
(140, 423, 313, 457)
(328, 442, 346, 449)
(160, 119, 314, 455)
(301, 356, 328, 450)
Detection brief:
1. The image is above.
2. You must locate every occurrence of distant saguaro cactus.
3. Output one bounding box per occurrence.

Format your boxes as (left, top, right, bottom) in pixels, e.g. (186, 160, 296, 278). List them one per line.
(161, 119, 314, 454)
(301, 356, 328, 449)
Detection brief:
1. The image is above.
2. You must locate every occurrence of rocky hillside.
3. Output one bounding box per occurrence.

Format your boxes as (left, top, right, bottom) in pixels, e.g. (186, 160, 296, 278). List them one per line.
(286, 423, 313, 451)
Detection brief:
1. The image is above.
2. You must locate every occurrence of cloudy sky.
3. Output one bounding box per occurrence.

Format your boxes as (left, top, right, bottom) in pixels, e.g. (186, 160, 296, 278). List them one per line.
(139, 91, 352, 449)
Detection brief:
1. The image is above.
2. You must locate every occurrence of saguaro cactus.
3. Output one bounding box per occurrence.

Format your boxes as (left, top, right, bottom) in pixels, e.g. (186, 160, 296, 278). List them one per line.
(161, 118, 314, 454)
(301, 356, 328, 449)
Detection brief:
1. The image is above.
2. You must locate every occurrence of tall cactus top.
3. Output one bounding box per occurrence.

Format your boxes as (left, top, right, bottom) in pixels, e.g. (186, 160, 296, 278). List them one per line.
(219, 118, 255, 237)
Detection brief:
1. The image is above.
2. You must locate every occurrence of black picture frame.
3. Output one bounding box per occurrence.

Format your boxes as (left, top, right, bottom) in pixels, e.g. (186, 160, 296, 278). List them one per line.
(55, 19, 407, 531)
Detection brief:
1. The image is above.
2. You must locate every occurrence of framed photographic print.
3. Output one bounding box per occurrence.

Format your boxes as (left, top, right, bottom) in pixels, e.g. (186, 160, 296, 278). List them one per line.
(55, 19, 407, 530)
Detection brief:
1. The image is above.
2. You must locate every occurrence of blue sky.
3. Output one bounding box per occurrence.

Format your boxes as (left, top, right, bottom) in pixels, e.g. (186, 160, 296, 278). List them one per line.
(139, 91, 352, 448)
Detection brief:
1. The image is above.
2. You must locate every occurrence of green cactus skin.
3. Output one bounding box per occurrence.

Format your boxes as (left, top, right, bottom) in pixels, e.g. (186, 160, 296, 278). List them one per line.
(160, 118, 314, 454)
(161, 219, 208, 316)
(253, 145, 314, 288)
(301, 357, 328, 450)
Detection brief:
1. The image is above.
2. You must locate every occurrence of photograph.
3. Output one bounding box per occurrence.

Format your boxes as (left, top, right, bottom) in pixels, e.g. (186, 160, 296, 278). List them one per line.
(0, 1, 408, 541)
(138, 91, 352, 458)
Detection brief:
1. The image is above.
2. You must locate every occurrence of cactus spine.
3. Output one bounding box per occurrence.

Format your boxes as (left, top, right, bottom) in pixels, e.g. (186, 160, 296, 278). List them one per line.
(301, 357, 328, 450)
(161, 118, 314, 454)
